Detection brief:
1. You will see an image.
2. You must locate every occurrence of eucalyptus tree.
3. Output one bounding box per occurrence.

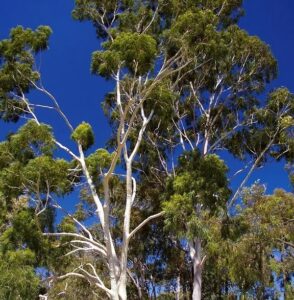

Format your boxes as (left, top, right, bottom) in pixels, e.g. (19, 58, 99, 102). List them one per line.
(107, 2, 293, 300)
(114, 2, 293, 300)
(225, 186, 294, 299)
(142, 4, 293, 300)
(161, 86, 293, 298)
(0, 1, 195, 299)
(0, 21, 160, 300)
(0, 1, 293, 300)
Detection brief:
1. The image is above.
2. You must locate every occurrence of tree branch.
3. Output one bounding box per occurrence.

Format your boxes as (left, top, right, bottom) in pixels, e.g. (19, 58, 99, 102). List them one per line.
(128, 211, 165, 241)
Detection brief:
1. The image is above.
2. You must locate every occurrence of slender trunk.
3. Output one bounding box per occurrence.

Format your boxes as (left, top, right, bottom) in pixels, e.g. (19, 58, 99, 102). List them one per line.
(104, 181, 120, 300)
(81, 144, 120, 300)
(190, 239, 202, 300)
(118, 162, 133, 300)
(111, 288, 120, 300)
(176, 273, 181, 300)
(190, 136, 209, 300)
(108, 242, 120, 300)
(192, 260, 202, 300)
(137, 285, 143, 299)
(203, 134, 209, 155)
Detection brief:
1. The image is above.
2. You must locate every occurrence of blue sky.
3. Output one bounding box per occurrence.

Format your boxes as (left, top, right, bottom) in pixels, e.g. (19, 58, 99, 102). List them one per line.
(0, 0, 293, 193)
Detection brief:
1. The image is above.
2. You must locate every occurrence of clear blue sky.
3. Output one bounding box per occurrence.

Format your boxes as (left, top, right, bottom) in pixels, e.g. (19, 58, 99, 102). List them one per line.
(0, 1, 293, 193)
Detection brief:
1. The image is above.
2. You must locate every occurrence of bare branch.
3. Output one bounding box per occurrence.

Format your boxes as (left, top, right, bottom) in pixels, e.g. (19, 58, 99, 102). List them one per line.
(30, 81, 74, 132)
(227, 127, 281, 210)
(142, 6, 159, 34)
(43, 232, 106, 253)
(128, 211, 165, 241)
(128, 109, 154, 162)
(54, 139, 80, 161)
(131, 176, 137, 205)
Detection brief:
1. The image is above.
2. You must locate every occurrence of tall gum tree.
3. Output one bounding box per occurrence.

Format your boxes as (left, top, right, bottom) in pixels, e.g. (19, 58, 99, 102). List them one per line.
(0, 20, 163, 300)
(87, 1, 293, 299)
(0, 1, 201, 299)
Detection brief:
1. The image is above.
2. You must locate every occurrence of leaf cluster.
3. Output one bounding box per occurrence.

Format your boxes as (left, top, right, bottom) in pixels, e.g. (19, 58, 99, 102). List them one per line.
(92, 32, 157, 77)
(71, 121, 95, 150)
(163, 150, 230, 240)
(0, 26, 52, 121)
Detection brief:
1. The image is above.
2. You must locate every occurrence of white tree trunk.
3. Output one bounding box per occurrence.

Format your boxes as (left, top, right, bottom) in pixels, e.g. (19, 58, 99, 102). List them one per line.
(190, 239, 202, 300)
(176, 274, 181, 300)
(22, 65, 166, 300)
(192, 261, 202, 300)
(117, 161, 133, 300)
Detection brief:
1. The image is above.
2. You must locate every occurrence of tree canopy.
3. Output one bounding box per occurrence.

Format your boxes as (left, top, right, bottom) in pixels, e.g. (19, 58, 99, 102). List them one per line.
(0, 1, 293, 299)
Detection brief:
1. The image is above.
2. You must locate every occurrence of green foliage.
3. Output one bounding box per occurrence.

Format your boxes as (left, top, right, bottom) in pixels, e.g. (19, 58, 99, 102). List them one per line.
(86, 148, 114, 174)
(0, 207, 48, 261)
(73, 0, 161, 39)
(0, 196, 50, 299)
(92, 32, 157, 76)
(164, 8, 218, 55)
(0, 26, 52, 121)
(160, 0, 243, 25)
(92, 50, 121, 78)
(222, 25, 277, 88)
(71, 121, 95, 150)
(0, 120, 54, 175)
(223, 188, 294, 295)
(0, 121, 72, 201)
(0, 257, 40, 300)
(0, 162, 24, 199)
(23, 156, 72, 195)
(225, 88, 293, 162)
(163, 150, 230, 239)
(144, 79, 178, 115)
(58, 216, 76, 234)
(9, 120, 55, 157)
(72, 0, 244, 39)
(198, 187, 294, 299)
(0, 1, 292, 299)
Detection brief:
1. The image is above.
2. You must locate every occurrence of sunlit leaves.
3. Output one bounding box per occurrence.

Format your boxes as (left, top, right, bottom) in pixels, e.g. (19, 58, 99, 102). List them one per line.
(0, 121, 71, 199)
(23, 156, 72, 195)
(92, 32, 157, 76)
(163, 150, 230, 240)
(0, 257, 39, 299)
(86, 148, 114, 175)
(71, 121, 95, 150)
(225, 188, 294, 294)
(164, 8, 218, 56)
(10, 120, 54, 157)
(0, 207, 45, 299)
(0, 26, 52, 121)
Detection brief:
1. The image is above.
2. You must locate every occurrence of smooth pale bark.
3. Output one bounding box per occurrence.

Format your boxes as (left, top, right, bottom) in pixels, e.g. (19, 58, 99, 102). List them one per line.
(118, 163, 133, 300)
(176, 274, 181, 300)
(19, 49, 177, 299)
(189, 141, 209, 300)
(190, 239, 202, 300)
